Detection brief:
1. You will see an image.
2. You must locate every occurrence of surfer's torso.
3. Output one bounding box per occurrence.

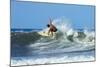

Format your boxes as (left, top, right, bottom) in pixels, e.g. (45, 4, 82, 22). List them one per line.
(49, 24, 57, 32)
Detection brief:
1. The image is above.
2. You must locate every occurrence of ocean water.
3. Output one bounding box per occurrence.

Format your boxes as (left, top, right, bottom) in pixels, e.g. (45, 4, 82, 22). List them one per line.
(11, 19, 95, 66)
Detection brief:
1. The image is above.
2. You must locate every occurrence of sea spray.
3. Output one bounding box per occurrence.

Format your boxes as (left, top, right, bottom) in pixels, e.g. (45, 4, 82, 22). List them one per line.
(52, 18, 74, 40)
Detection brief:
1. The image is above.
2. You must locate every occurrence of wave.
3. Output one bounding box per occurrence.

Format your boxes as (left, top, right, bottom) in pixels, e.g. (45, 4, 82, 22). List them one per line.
(11, 50, 95, 66)
(11, 17, 95, 56)
(32, 18, 95, 54)
(11, 18, 95, 66)
(11, 32, 41, 45)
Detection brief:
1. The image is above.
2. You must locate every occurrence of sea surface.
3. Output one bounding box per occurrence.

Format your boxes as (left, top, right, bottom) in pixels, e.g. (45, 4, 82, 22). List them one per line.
(11, 19, 95, 66)
(11, 28, 95, 66)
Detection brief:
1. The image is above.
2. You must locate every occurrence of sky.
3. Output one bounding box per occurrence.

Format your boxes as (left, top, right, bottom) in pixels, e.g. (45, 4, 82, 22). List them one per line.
(11, 1, 95, 29)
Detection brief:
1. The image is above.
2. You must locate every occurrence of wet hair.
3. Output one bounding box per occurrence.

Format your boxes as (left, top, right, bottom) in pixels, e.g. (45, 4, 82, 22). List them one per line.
(47, 24, 50, 27)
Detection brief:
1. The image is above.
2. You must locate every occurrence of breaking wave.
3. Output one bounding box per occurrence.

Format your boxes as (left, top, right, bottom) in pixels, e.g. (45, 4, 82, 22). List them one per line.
(11, 18, 95, 66)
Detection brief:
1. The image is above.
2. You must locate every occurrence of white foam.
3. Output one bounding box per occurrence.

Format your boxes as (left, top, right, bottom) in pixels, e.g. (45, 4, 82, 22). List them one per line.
(11, 54, 95, 66)
(29, 17, 95, 54)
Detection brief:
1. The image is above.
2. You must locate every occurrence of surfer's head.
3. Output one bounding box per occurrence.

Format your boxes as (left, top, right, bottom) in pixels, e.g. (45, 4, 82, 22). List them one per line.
(47, 24, 50, 27)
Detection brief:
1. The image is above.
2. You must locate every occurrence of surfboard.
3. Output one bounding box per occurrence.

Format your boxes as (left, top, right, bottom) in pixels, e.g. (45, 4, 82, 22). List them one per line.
(38, 28, 57, 37)
(38, 31, 50, 37)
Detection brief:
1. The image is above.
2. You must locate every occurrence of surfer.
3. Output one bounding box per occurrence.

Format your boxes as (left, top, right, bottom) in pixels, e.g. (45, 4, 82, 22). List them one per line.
(47, 18, 57, 36)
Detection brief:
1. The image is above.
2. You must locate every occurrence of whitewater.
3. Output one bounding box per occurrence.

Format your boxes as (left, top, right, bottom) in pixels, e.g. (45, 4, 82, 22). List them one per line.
(11, 18, 95, 66)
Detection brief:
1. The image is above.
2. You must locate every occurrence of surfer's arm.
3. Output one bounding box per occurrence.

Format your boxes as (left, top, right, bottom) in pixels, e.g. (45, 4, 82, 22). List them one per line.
(49, 18, 52, 25)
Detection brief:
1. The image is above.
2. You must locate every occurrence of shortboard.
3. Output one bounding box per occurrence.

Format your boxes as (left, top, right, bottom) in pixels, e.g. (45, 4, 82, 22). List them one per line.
(38, 28, 57, 38)
(38, 31, 50, 37)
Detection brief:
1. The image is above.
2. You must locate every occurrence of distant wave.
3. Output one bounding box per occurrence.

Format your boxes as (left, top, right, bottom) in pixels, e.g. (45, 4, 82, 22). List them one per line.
(11, 29, 42, 32)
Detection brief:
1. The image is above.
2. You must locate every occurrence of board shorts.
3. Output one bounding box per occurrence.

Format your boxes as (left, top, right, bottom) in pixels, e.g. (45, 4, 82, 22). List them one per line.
(51, 28, 57, 32)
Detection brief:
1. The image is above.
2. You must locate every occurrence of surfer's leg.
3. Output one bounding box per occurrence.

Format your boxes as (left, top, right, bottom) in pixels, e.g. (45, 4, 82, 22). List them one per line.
(48, 29, 50, 35)
(51, 32, 53, 37)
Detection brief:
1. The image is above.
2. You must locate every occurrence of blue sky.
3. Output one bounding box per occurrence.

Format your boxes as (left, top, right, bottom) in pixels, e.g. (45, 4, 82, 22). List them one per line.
(11, 1, 95, 29)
